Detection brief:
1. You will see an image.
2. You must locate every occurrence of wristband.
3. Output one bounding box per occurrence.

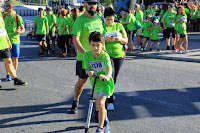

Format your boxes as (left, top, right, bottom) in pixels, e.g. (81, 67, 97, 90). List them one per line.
(106, 75, 111, 79)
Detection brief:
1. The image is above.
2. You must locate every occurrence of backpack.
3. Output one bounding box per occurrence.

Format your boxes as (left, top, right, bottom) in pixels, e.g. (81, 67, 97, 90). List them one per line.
(3, 13, 19, 27)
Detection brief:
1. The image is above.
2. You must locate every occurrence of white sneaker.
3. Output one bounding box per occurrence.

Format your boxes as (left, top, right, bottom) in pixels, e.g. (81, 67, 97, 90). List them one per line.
(107, 103, 114, 111)
(137, 45, 141, 49)
(135, 45, 138, 49)
(184, 50, 189, 53)
(178, 51, 183, 54)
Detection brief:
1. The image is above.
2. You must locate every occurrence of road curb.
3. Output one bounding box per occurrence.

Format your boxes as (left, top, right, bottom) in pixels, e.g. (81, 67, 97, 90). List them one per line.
(127, 52, 200, 63)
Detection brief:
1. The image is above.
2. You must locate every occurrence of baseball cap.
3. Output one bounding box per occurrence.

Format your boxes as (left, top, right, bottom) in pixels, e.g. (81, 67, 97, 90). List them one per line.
(46, 7, 52, 11)
(120, 11, 126, 15)
(154, 19, 159, 23)
(84, 0, 98, 3)
(181, 16, 187, 22)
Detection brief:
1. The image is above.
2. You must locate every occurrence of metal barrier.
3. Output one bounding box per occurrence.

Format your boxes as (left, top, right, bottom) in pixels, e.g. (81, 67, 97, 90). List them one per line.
(25, 20, 34, 30)
(16, 9, 38, 16)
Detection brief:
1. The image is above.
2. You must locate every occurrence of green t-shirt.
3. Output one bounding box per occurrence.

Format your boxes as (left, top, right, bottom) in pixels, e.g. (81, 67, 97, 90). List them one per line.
(163, 11, 176, 28)
(135, 10, 143, 24)
(126, 13, 136, 31)
(147, 8, 151, 15)
(56, 16, 63, 25)
(0, 17, 9, 50)
(46, 14, 56, 31)
(177, 22, 186, 34)
(98, 12, 103, 17)
(103, 22, 127, 58)
(43, 11, 47, 16)
(196, 8, 200, 18)
(4, 13, 23, 44)
(58, 17, 69, 35)
(185, 8, 190, 15)
(34, 16, 48, 35)
(68, 16, 74, 27)
(143, 10, 147, 20)
(83, 50, 114, 96)
(120, 17, 127, 29)
(143, 21, 153, 37)
(175, 14, 187, 30)
(55, 14, 59, 19)
(72, 14, 103, 61)
(151, 25, 162, 40)
(190, 9, 197, 20)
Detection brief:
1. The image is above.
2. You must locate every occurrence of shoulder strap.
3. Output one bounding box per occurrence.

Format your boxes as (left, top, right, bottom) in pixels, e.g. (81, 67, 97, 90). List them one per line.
(3, 13, 7, 20)
(15, 13, 19, 24)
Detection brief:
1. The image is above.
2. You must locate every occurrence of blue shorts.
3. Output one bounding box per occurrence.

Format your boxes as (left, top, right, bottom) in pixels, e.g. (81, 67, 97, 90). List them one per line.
(10, 43, 20, 58)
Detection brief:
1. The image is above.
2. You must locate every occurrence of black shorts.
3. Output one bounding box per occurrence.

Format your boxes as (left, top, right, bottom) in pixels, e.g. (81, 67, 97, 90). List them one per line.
(151, 39, 159, 42)
(180, 34, 186, 38)
(166, 27, 175, 39)
(197, 18, 200, 24)
(0, 48, 11, 59)
(143, 37, 150, 40)
(76, 61, 89, 79)
(37, 34, 46, 41)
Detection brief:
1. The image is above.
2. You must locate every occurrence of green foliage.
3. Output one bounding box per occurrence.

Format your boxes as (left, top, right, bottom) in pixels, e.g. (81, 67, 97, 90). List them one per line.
(100, 0, 114, 6)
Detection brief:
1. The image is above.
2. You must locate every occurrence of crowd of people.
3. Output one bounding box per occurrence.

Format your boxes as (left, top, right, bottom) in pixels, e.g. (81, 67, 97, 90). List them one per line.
(1, 0, 200, 132)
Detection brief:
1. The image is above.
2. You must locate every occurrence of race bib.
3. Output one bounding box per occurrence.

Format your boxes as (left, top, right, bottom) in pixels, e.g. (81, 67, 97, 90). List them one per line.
(0, 27, 7, 37)
(190, 11, 194, 14)
(105, 32, 119, 37)
(88, 60, 105, 72)
(169, 21, 175, 26)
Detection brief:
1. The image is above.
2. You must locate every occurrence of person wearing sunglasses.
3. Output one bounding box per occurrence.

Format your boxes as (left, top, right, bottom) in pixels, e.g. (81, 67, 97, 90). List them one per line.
(3, 1, 25, 81)
(70, 0, 103, 116)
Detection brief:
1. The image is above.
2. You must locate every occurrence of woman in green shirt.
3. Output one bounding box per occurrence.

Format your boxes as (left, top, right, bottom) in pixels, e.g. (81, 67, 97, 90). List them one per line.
(163, 3, 176, 50)
(103, 7, 128, 111)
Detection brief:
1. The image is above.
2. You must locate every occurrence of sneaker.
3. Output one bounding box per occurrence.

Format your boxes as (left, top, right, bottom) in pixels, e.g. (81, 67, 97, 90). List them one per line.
(184, 50, 189, 53)
(166, 46, 170, 50)
(180, 47, 185, 51)
(46, 50, 50, 55)
(178, 50, 183, 54)
(6, 74, 12, 81)
(52, 49, 55, 54)
(135, 45, 139, 50)
(141, 47, 144, 51)
(60, 51, 63, 55)
(70, 100, 79, 114)
(96, 128, 104, 133)
(39, 53, 44, 57)
(171, 45, 175, 50)
(174, 48, 178, 52)
(143, 48, 147, 51)
(157, 49, 161, 52)
(137, 45, 141, 50)
(107, 103, 114, 111)
(103, 125, 111, 133)
(62, 53, 67, 57)
(14, 78, 27, 86)
(149, 48, 152, 51)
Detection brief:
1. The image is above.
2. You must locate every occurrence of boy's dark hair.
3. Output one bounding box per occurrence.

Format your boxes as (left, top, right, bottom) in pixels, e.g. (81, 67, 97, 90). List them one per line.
(89, 31, 104, 43)
(79, 6, 84, 12)
(38, 8, 43, 12)
(104, 7, 115, 18)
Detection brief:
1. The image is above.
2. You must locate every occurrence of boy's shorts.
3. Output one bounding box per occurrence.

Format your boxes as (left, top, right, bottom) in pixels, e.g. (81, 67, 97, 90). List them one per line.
(143, 37, 150, 40)
(151, 39, 159, 42)
(37, 34, 46, 41)
(0, 48, 11, 59)
(180, 34, 186, 38)
(136, 28, 143, 36)
(94, 92, 110, 98)
(10, 43, 20, 58)
(76, 61, 89, 79)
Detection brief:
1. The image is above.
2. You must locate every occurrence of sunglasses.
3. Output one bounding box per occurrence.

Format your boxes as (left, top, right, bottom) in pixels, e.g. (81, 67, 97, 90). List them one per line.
(88, 2, 97, 5)
(4, 5, 10, 8)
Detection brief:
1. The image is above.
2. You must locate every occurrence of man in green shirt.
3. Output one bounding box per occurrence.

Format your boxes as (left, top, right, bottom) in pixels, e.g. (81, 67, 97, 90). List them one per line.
(46, 7, 56, 53)
(4, 1, 25, 81)
(0, 15, 27, 86)
(33, 8, 49, 56)
(70, 0, 103, 114)
(134, 4, 143, 50)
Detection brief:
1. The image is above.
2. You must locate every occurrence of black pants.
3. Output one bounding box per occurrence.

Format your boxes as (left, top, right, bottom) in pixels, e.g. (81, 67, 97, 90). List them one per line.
(107, 57, 124, 103)
(161, 23, 167, 39)
(57, 35, 70, 53)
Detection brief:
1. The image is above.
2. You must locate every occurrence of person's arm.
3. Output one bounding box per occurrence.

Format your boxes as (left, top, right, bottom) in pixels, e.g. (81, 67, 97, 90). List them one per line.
(59, 25, 66, 36)
(50, 19, 56, 31)
(73, 35, 86, 54)
(85, 69, 95, 77)
(163, 18, 167, 29)
(46, 22, 49, 35)
(115, 34, 128, 44)
(70, 26, 72, 34)
(6, 34, 12, 49)
(121, 20, 131, 24)
(99, 66, 112, 81)
(16, 24, 25, 34)
(32, 22, 36, 36)
(139, 16, 143, 22)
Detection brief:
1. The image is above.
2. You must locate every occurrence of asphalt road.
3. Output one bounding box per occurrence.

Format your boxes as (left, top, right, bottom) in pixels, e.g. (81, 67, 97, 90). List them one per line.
(0, 32, 200, 133)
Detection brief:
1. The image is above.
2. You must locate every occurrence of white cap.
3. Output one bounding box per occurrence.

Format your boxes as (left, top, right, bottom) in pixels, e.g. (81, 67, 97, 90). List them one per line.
(181, 16, 187, 22)
(154, 19, 159, 23)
